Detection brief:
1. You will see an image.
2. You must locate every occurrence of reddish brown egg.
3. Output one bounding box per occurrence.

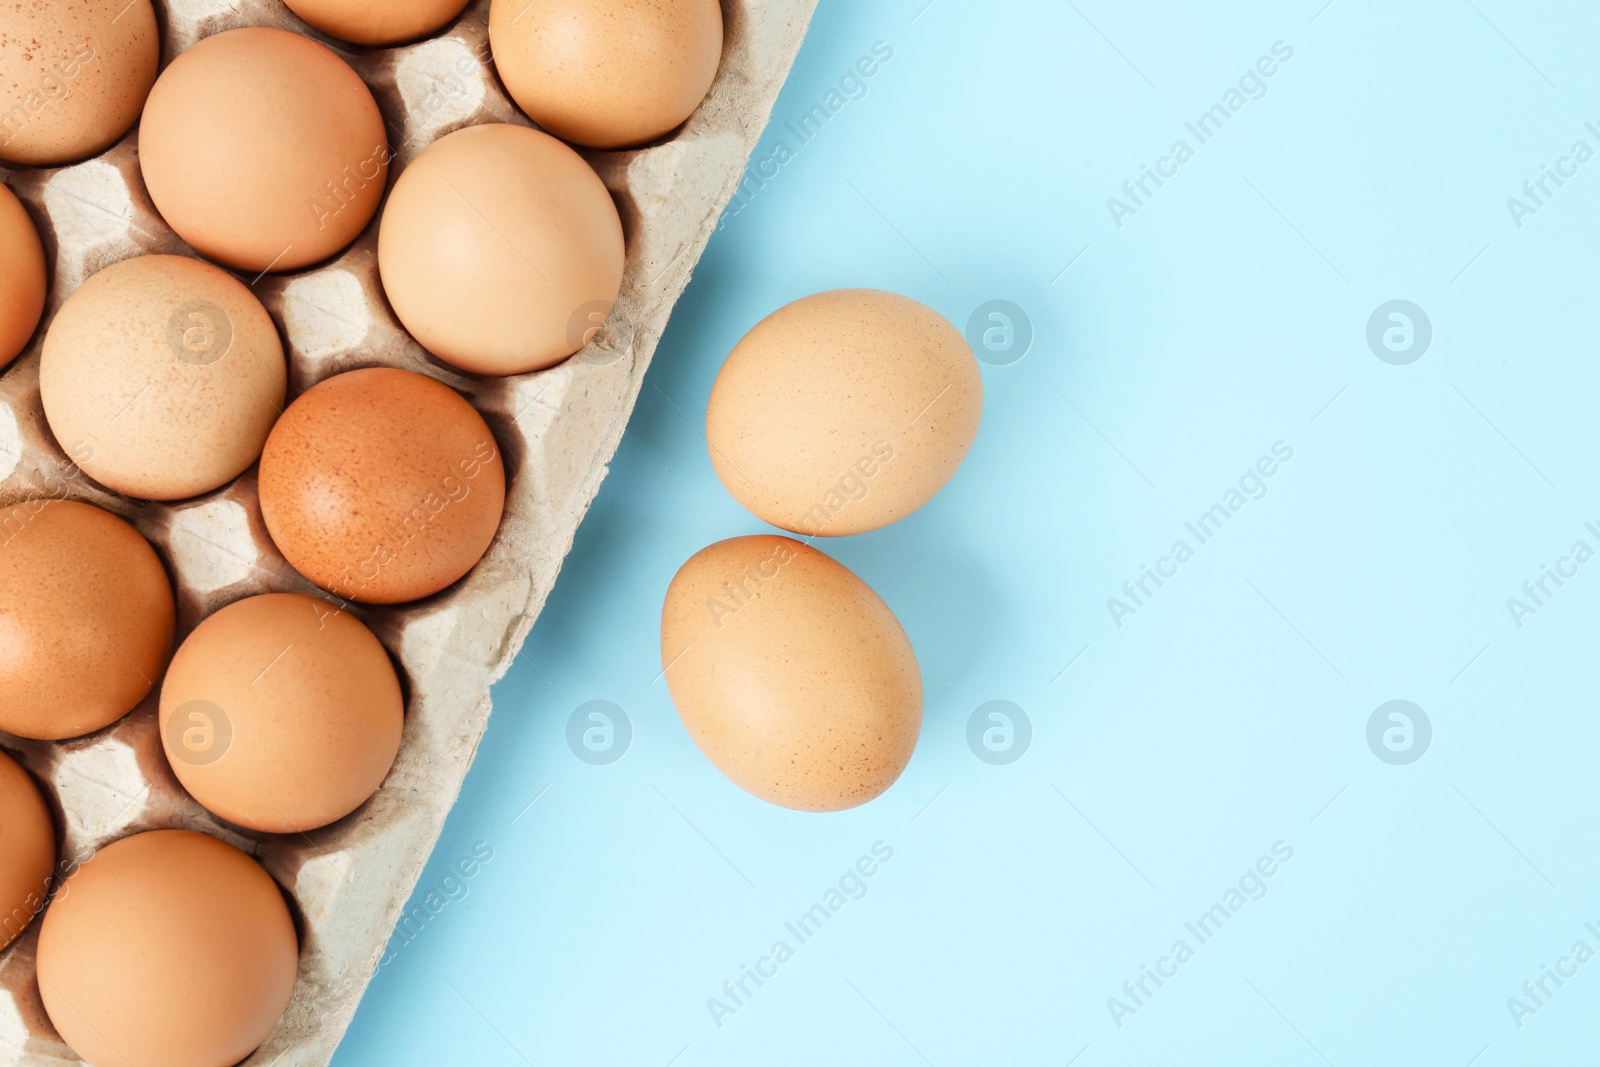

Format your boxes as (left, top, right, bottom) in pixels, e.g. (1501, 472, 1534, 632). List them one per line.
(0, 748, 54, 951)
(160, 593, 404, 834)
(36, 829, 298, 1067)
(138, 28, 389, 273)
(0, 499, 175, 740)
(0, 182, 46, 368)
(257, 367, 505, 604)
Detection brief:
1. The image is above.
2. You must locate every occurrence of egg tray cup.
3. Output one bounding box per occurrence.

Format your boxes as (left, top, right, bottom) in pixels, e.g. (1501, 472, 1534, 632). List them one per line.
(0, 0, 819, 1062)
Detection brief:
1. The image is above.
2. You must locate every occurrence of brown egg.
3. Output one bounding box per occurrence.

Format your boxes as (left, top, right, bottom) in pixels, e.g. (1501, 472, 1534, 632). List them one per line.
(0, 0, 159, 166)
(377, 123, 624, 376)
(0, 749, 54, 951)
(706, 289, 983, 537)
(660, 535, 922, 812)
(40, 255, 287, 501)
(138, 28, 389, 274)
(0, 499, 175, 740)
(488, 0, 723, 149)
(36, 829, 298, 1067)
(0, 182, 46, 368)
(258, 368, 505, 603)
(160, 593, 403, 833)
(282, 0, 472, 46)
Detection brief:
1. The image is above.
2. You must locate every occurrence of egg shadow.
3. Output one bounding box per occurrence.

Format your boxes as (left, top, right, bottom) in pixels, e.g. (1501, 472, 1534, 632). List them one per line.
(822, 514, 1005, 717)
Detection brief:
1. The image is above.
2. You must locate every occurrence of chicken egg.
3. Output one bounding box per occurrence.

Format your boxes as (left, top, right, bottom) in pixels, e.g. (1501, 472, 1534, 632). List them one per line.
(0, 748, 54, 951)
(0, 499, 175, 740)
(160, 592, 403, 834)
(706, 289, 983, 536)
(660, 535, 922, 812)
(39, 255, 287, 501)
(257, 367, 506, 603)
(36, 829, 298, 1067)
(488, 0, 723, 149)
(0, 0, 159, 166)
(0, 182, 46, 368)
(377, 123, 624, 376)
(138, 27, 389, 273)
(281, 0, 472, 46)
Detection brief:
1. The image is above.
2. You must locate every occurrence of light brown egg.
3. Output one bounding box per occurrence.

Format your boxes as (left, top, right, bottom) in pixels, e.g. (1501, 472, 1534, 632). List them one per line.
(488, 0, 723, 149)
(706, 289, 983, 537)
(0, 182, 46, 368)
(282, 0, 472, 46)
(660, 535, 922, 812)
(0, 749, 54, 951)
(39, 255, 287, 501)
(36, 829, 298, 1067)
(257, 367, 505, 604)
(0, 0, 159, 167)
(377, 123, 624, 376)
(159, 593, 403, 833)
(0, 499, 175, 740)
(138, 28, 389, 273)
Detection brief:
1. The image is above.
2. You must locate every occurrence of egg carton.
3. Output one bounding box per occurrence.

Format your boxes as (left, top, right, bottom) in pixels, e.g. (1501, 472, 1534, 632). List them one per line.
(0, 0, 819, 1063)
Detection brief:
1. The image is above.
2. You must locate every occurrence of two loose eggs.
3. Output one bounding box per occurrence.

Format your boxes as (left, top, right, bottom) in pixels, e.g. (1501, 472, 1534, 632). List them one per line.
(662, 291, 984, 812)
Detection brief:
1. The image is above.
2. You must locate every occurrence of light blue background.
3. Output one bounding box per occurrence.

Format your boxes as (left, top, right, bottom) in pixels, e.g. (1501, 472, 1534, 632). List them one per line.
(336, 1, 1600, 1064)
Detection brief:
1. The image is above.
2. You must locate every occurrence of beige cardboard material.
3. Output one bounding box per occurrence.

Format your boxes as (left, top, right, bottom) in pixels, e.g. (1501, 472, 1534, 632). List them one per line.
(0, 0, 817, 1061)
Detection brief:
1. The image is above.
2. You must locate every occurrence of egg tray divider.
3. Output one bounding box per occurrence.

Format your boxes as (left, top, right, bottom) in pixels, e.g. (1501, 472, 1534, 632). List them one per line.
(0, 0, 820, 1062)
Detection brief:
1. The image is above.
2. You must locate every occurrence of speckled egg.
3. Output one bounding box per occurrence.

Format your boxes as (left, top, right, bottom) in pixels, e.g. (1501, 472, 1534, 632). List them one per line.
(488, 0, 723, 149)
(660, 535, 922, 812)
(138, 27, 389, 273)
(36, 829, 298, 1067)
(377, 123, 624, 375)
(257, 367, 505, 604)
(0, 0, 160, 166)
(0, 748, 54, 952)
(39, 254, 287, 501)
(281, 0, 472, 46)
(0, 181, 46, 368)
(0, 499, 175, 740)
(706, 289, 983, 536)
(160, 592, 404, 834)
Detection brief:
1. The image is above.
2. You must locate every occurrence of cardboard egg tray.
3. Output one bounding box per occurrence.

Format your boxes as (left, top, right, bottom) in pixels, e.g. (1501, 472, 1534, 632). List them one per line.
(0, 0, 818, 1062)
